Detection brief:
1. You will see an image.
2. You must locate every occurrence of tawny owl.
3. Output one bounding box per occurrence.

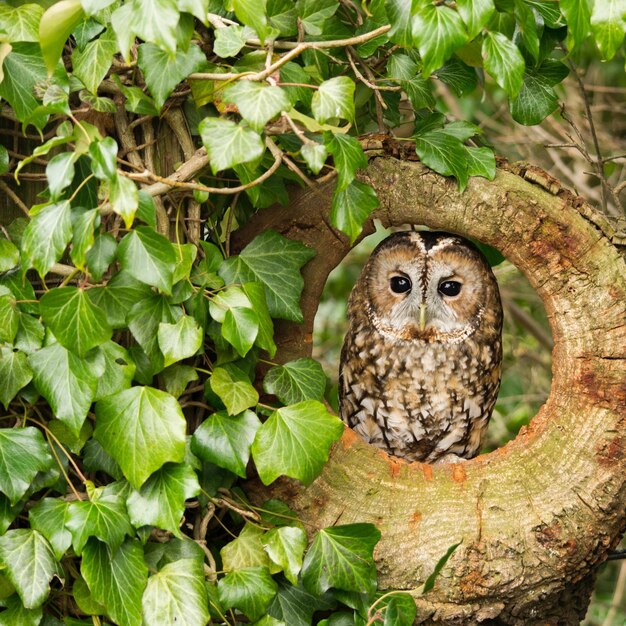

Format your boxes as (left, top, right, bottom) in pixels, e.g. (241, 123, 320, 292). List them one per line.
(339, 230, 503, 464)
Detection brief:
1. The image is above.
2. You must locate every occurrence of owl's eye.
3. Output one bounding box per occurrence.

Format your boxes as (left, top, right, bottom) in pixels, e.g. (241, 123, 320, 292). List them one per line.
(390, 276, 411, 294)
(438, 280, 462, 297)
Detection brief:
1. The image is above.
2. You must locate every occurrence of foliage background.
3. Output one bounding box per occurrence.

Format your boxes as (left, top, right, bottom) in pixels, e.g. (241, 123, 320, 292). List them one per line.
(0, 0, 624, 624)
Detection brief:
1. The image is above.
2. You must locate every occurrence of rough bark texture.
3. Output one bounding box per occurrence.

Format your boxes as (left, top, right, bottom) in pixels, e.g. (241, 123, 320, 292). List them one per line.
(239, 153, 626, 625)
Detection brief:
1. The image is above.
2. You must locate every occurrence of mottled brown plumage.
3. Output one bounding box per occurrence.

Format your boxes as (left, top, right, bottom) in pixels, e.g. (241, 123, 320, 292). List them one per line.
(339, 230, 503, 463)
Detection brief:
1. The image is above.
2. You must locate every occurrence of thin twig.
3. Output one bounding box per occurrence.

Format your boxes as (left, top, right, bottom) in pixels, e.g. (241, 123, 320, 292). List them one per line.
(0, 180, 30, 216)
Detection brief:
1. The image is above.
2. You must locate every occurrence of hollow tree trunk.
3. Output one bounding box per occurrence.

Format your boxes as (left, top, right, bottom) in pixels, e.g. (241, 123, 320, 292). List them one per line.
(238, 152, 626, 625)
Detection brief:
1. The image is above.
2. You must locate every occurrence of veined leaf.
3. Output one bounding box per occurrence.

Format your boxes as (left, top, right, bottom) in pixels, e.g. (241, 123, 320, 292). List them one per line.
(72, 28, 118, 94)
(158, 315, 203, 367)
(561, 0, 592, 50)
(210, 364, 259, 416)
(221, 523, 270, 571)
(590, 0, 626, 60)
(252, 400, 344, 485)
(224, 80, 291, 132)
(94, 386, 187, 489)
(39, 0, 85, 73)
(263, 358, 327, 405)
(191, 409, 261, 477)
(28, 498, 72, 561)
(301, 523, 381, 595)
(0, 4, 44, 42)
(218, 566, 278, 621)
(40, 286, 112, 356)
(141, 558, 209, 626)
(81, 538, 148, 626)
(126, 463, 200, 536)
(330, 180, 379, 244)
(0, 529, 62, 609)
(263, 526, 307, 585)
(457, 0, 495, 40)
(324, 133, 368, 192)
(482, 31, 525, 98)
(0, 346, 33, 409)
(311, 76, 355, 123)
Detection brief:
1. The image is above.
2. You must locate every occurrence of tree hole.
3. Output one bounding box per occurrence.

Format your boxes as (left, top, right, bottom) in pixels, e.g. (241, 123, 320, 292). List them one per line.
(313, 222, 554, 455)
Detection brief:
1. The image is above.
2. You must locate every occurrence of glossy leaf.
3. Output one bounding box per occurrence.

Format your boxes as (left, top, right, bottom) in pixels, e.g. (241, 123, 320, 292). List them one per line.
(561, 0, 592, 50)
(221, 523, 270, 571)
(224, 81, 291, 132)
(297, 0, 338, 36)
(93, 341, 136, 401)
(219, 230, 315, 322)
(40, 287, 112, 356)
(22, 201, 72, 278)
(457, 0, 495, 40)
(94, 386, 187, 489)
(28, 498, 72, 561)
(137, 42, 205, 110)
(590, 0, 626, 59)
(199, 117, 265, 173)
(263, 358, 326, 405)
(324, 133, 368, 192)
(412, 4, 468, 76)
(301, 142, 328, 174)
(413, 127, 469, 190)
(70, 208, 99, 270)
(0, 428, 53, 505)
(66, 484, 134, 554)
(109, 174, 139, 229)
(126, 463, 200, 536)
(232, 0, 273, 42)
(0, 239, 19, 273)
(81, 538, 148, 626)
(191, 409, 261, 477)
(214, 25, 247, 57)
(422, 542, 461, 593)
(263, 526, 307, 585)
(46, 152, 75, 200)
(86, 233, 117, 282)
(382, 592, 417, 626)
(330, 180, 380, 244)
(301, 524, 381, 595)
(117, 226, 176, 294)
(0, 346, 33, 409)
(0, 530, 61, 609)
(72, 28, 118, 94)
(218, 566, 278, 621)
(39, 0, 85, 72)
(311, 76, 355, 123)
(0, 4, 44, 42)
(141, 558, 209, 626)
(158, 315, 203, 367)
(268, 579, 335, 626)
(210, 364, 259, 415)
(482, 31, 525, 98)
(252, 400, 344, 485)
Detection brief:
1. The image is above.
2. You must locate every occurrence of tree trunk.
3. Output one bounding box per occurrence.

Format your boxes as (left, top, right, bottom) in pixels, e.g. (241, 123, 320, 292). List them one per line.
(240, 151, 626, 625)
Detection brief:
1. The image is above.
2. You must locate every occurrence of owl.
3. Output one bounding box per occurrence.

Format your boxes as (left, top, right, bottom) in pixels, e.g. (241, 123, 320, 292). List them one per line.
(339, 230, 503, 464)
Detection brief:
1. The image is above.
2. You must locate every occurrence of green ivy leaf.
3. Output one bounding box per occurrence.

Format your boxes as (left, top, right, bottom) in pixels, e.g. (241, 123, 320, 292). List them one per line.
(221, 523, 270, 571)
(330, 180, 380, 244)
(296, 0, 338, 36)
(191, 409, 261, 477)
(0, 529, 62, 609)
(157, 315, 203, 367)
(160, 364, 198, 398)
(241, 282, 276, 357)
(66, 484, 134, 554)
(510, 60, 569, 125)
(465, 146, 496, 180)
(0, 346, 33, 409)
(94, 386, 187, 489)
(86, 233, 117, 282)
(561, 0, 592, 50)
(219, 230, 315, 322)
(263, 358, 326, 405)
(0, 4, 44, 42)
(252, 400, 344, 485)
(93, 341, 136, 401)
(381, 592, 417, 626)
(39, 0, 85, 73)
(434, 58, 477, 97)
(126, 463, 200, 536)
(0, 593, 43, 625)
(171, 243, 197, 283)
(40, 287, 112, 356)
(268, 579, 335, 626)
(28, 498, 72, 561)
(0, 427, 53, 505)
(70, 208, 99, 270)
(412, 4, 468, 77)
(141, 558, 209, 626)
(199, 117, 266, 173)
(414, 127, 469, 190)
(222, 306, 259, 357)
(224, 81, 291, 132)
(301, 142, 328, 175)
(73, 573, 106, 617)
(0, 238, 19, 273)
(590, 0, 626, 59)
(301, 524, 381, 595)
(81, 539, 148, 626)
(109, 173, 139, 229)
(117, 226, 176, 294)
(29, 343, 98, 435)
(457, 0, 495, 40)
(210, 364, 259, 416)
(83, 439, 123, 481)
(46, 152, 76, 201)
(214, 25, 247, 57)
(137, 42, 205, 110)
(482, 31, 525, 98)
(422, 542, 461, 593)
(22, 201, 72, 278)
(218, 567, 278, 621)
(72, 28, 118, 94)
(232, 0, 274, 42)
(324, 133, 367, 192)
(386, 0, 413, 46)
(263, 526, 307, 585)
(14, 314, 44, 354)
(312, 76, 355, 123)
(0, 292, 19, 344)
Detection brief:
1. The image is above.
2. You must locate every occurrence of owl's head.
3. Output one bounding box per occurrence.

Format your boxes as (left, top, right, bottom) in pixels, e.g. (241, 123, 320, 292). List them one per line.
(357, 231, 502, 342)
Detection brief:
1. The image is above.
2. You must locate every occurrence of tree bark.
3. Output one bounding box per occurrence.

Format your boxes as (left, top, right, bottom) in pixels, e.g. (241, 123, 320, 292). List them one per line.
(240, 152, 626, 625)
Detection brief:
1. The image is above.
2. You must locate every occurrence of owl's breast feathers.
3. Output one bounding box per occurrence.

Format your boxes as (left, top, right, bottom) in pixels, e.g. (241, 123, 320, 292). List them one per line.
(339, 282, 502, 463)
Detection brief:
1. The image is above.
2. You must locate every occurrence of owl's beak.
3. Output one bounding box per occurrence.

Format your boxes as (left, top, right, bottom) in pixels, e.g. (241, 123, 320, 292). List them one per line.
(419, 303, 427, 331)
